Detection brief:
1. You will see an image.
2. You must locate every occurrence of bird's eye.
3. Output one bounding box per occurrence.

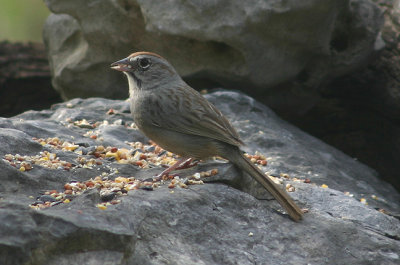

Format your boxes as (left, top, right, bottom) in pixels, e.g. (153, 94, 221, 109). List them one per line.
(138, 58, 151, 70)
(129, 57, 135, 63)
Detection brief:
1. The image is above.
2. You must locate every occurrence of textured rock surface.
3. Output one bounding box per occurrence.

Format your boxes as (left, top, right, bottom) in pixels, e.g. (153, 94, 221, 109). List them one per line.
(43, 0, 383, 99)
(0, 91, 399, 265)
(274, 0, 400, 191)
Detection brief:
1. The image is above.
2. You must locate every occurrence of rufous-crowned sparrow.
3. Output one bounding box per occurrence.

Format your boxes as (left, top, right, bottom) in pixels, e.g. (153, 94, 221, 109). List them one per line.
(111, 52, 303, 221)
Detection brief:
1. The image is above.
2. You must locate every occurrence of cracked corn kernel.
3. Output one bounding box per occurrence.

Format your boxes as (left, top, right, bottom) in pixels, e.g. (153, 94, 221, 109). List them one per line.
(321, 184, 328, 188)
(105, 151, 119, 159)
(63, 199, 70, 203)
(268, 175, 282, 185)
(178, 183, 188, 188)
(280, 173, 290, 179)
(62, 143, 79, 151)
(115, 177, 129, 183)
(188, 180, 204, 185)
(97, 204, 107, 210)
(286, 184, 295, 192)
(344, 191, 354, 197)
(257, 160, 267, 166)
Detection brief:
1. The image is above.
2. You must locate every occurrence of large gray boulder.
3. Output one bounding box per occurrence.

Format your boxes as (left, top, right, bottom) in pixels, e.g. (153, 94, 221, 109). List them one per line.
(43, 0, 383, 100)
(0, 91, 399, 264)
(278, 0, 400, 191)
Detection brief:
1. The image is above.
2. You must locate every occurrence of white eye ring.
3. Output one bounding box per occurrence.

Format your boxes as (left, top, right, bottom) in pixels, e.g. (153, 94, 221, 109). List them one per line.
(138, 58, 151, 69)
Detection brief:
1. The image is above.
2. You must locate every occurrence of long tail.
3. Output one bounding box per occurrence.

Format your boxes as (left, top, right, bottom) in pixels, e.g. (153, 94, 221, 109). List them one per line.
(226, 150, 303, 221)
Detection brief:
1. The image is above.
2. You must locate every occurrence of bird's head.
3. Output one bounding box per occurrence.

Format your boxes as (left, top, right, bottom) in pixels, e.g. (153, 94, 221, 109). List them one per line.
(111, 52, 181, 90)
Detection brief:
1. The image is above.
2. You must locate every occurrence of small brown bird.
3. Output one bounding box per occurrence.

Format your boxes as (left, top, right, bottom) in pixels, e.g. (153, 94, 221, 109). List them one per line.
(111, 52, 303, 221)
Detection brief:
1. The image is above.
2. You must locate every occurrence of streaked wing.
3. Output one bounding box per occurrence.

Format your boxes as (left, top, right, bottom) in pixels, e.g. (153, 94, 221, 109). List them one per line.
(148, 84, 243, 147)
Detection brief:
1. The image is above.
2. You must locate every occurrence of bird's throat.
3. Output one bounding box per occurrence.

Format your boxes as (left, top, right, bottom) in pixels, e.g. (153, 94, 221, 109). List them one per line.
(125, 72, 141, 98)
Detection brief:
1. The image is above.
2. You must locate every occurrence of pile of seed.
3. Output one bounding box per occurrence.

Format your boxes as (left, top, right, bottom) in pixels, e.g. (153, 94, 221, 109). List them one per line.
(90, 141, 178, 169)
(244, 151, 268, 166)
(29, 137, 181, 170)
(1, 131, 307, 211)
(30, 169, 219, 210)
(3, 151, 72, 171)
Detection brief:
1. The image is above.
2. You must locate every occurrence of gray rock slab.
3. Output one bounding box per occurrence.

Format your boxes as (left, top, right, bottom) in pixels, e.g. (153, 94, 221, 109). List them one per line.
(0, 91, 399, 264)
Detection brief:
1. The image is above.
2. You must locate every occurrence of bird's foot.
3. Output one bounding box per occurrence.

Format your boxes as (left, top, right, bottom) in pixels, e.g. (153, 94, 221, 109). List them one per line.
(152, 157, 196, 182)
(175, 158, 198, 170)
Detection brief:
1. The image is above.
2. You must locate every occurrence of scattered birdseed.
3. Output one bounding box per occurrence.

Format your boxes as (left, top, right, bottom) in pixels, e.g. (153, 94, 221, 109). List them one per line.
(83, 130, 99, 139)
(360, 198, 367, 205)
(96, 204, 107, 210)
(285, 184, 295, 192)
(280, 173, 290, 179)
(30, 137, 182, 171)
(3, 151, 72, 171)
(344, 191, 354, 197)
(245, 152, 267, 166)
(321, 184, 328, 188)
(378, 208, 389, 215)
(106, 108, 116, 115)
(33, 137, 79, 152)
(178, 182, 188, 189)
(193, 173, 201, 180)
(29, 165, 219, 209)
(248, 232, 254, 237)
(268, 175, 283, 185)
(26, 135, 277, 210)
(188, 180, 204, 185)
(73, 119, 95, 129)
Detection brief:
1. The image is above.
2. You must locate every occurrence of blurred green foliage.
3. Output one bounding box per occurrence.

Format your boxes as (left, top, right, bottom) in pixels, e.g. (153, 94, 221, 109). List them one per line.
(0, 0, 50, 42)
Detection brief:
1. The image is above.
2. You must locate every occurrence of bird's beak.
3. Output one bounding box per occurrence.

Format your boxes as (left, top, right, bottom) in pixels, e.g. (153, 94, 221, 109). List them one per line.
(110, 57, 132, 72)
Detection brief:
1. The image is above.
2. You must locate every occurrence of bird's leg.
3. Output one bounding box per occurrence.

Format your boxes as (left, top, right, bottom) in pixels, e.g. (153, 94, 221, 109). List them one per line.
(175, 158, 198, 170)
(153, 157, 197, 181)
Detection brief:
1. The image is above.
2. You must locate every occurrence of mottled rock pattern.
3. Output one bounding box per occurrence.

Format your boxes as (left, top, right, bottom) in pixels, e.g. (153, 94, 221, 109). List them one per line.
(43, 0, 383, 99)
(0, 91, 399, 264)
(274, 0, 400, 191)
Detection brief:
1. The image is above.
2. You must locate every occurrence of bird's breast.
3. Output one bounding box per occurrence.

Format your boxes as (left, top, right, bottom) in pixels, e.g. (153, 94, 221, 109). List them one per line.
(130, 92, 161, 129)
